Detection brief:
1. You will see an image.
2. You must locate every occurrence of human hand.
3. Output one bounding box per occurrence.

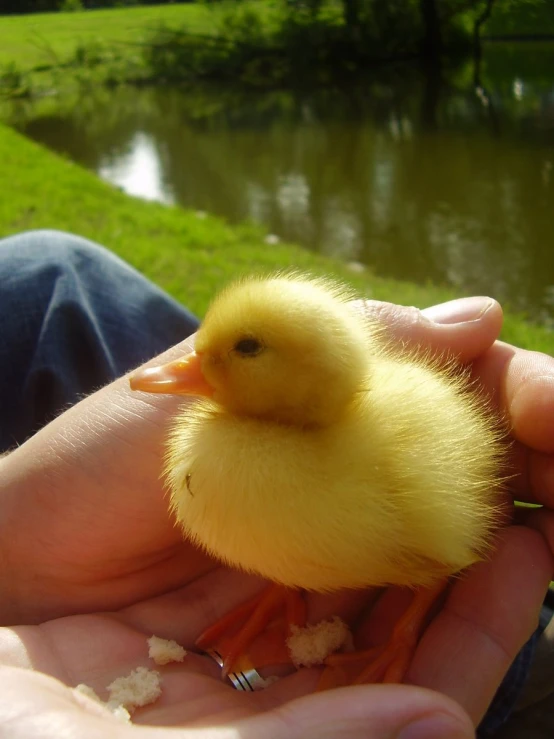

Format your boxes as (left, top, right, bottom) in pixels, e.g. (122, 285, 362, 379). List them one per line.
(0, 569, 474, 739)
(356, 297, 554, 724)
(0, 294, 552, 735)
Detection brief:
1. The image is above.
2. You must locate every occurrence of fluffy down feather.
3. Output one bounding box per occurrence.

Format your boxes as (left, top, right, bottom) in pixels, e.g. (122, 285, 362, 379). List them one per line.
(164, 274, 505, 593)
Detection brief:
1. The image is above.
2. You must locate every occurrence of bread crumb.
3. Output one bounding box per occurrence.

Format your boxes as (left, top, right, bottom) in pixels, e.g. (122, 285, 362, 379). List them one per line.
(75, 683, 102, 703)
(106, 701, 132, 723)
(107, 666, 162, 712)
(147, 635, 187, 665)
(286, 617, 351, 668)
(75, 684, 131, 723)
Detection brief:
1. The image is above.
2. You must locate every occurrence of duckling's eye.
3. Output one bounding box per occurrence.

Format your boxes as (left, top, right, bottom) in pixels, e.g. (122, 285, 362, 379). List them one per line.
(233, 337, 263, 356)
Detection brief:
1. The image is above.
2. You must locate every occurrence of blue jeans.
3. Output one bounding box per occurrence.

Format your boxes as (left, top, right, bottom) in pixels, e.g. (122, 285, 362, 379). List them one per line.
(0, 230, 199, 452)
(0, 229, 543, 735)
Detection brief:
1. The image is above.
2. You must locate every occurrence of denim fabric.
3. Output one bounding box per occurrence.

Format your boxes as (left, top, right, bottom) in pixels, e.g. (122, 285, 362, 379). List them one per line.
(0, 229, 546, 735)
(0, 230, 199, 452)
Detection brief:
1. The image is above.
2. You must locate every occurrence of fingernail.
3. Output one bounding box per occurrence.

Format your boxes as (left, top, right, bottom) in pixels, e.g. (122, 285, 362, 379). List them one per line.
(398, 713, 472, 739)
(421, 296, 493, 325)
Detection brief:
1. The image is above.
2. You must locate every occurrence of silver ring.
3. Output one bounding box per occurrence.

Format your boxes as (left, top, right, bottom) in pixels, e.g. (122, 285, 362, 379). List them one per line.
(205, 648, 269, 691)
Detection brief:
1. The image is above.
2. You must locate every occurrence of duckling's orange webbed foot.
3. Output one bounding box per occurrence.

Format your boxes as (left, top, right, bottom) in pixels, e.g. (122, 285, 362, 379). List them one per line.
(318, 581, 447, 690)
(196, 584, 307, 678)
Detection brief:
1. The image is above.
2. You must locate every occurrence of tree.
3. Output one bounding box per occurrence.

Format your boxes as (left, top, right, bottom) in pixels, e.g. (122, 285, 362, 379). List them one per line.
(419, 0, 442, 58)
(473, 0, 496, 52)
(418, 0, 498, 61)
(0, 0, 56, 13)
(343, 0, 361, 32)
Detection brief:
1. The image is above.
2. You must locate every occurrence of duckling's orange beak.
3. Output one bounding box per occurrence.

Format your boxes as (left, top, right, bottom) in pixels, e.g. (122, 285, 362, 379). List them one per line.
(129, 351, 214, 397)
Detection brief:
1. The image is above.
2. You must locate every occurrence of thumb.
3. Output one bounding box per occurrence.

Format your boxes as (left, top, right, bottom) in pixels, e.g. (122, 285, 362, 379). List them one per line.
(358, 296, 502, 364)
(255, 684, 475, 739)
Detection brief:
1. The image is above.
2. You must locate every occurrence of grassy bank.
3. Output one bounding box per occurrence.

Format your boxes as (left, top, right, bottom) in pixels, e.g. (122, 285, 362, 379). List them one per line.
(0, 2, 220, 96)
(0, 3, 215, 70)
(0, 121, 552, 352)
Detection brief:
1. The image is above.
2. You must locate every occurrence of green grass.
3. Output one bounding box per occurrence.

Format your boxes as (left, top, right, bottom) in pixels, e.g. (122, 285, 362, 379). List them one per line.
(0, 120, 552, 353)
(0, 2, 267, 71)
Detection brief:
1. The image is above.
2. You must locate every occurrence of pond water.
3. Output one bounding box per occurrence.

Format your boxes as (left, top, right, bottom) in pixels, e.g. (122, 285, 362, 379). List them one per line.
(9, 42, 554, 324)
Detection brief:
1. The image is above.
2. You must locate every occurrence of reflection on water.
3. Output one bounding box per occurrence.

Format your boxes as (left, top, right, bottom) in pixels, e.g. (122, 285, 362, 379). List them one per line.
(98, 131, 174, 204)
(9, 43, 554, 324)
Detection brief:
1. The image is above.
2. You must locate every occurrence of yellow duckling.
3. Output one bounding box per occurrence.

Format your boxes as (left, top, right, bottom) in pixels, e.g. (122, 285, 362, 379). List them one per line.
(130, 273, 504, 683)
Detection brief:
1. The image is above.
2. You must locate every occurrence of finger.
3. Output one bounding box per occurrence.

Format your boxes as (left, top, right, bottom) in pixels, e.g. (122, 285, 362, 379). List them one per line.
(527, 450, 554, 507)
(469, 341, 554, 505)
(246, 683, 474, 739)
(502, 346, 554, 454)
(358, 296, 503, 363)
(470, 341, 554, 451)
(508, 443, 554, 506)
(407, 526, 553, 726)
(523, 508, 554, 562)
(0, 664, 473, 739)
(134, 681, 473, 738)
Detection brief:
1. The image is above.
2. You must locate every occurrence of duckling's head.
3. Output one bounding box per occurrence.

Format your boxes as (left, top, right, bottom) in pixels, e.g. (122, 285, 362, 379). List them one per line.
(131, 274, 372, 427)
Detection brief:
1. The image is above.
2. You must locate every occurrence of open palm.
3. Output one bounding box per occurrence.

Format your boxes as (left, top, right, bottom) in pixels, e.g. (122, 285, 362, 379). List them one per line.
(0, 523, 549, 736)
